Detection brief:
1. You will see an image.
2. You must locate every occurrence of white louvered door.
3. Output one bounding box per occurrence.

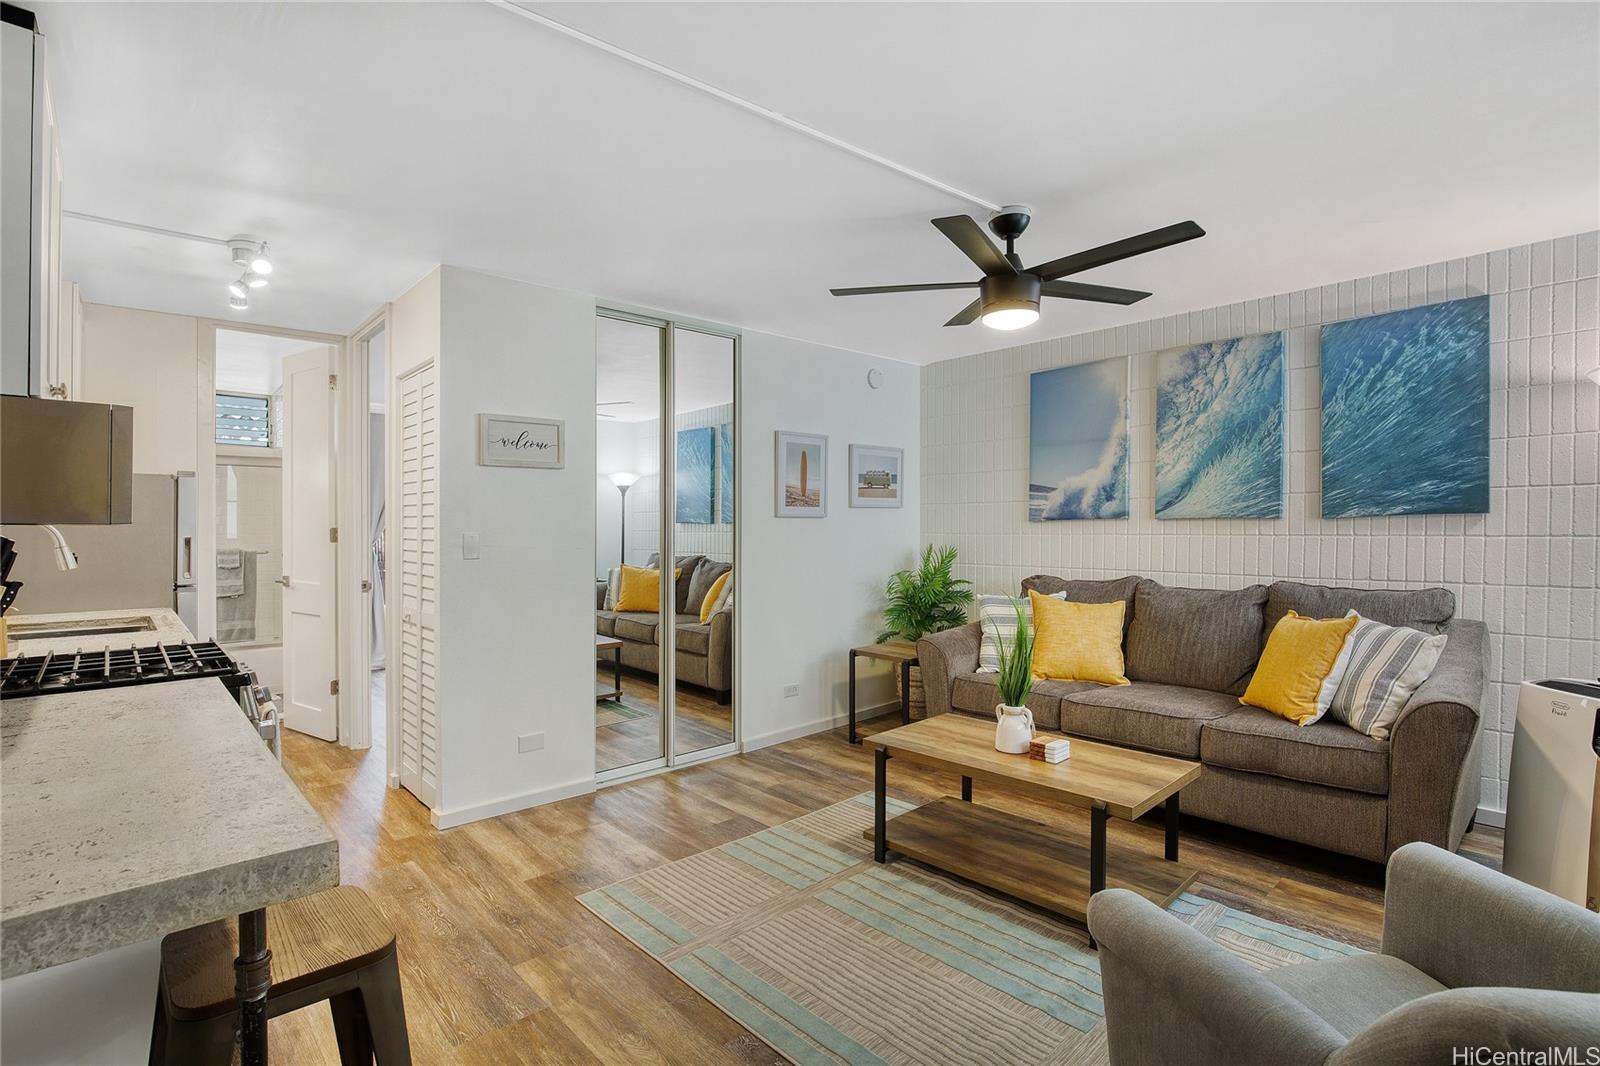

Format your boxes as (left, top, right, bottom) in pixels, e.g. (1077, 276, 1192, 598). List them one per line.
(396, 361, 440, 807)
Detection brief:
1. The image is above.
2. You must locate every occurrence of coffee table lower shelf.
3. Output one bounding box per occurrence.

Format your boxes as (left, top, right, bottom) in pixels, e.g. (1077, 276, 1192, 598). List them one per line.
(865, 796, 1197, 925)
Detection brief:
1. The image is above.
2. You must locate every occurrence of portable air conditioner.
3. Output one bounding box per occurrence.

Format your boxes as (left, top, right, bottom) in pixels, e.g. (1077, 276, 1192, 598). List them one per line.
(1502, 679, 1600, 911)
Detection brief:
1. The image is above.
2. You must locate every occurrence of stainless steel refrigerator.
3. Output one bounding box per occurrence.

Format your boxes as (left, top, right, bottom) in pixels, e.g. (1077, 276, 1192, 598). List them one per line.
(1, 473, 200, 629)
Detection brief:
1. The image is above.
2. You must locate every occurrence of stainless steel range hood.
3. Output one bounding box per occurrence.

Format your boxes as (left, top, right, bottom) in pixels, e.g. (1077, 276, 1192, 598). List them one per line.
(1, 395, 133, 524)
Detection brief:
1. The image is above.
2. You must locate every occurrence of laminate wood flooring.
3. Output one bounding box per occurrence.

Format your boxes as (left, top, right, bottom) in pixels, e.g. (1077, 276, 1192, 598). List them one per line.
(272, 715, 1503, 1064)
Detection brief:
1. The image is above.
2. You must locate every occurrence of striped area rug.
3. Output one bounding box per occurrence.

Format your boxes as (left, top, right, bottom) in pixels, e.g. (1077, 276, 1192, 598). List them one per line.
(578, 793, 1364, 1066)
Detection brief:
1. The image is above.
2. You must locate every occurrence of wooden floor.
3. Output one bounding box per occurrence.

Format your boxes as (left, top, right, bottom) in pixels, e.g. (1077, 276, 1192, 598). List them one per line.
(274, 712, 1503, 1064)
(595, 669, 734, 772)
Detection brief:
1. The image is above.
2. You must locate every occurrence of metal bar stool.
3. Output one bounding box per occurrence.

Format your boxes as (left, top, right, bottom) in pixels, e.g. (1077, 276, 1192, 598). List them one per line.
(149, 885, 412, 1065)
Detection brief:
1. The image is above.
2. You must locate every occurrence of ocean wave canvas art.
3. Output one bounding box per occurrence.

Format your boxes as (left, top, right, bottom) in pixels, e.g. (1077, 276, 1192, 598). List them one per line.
(1321, 296, 1490, 518)
(1029, 358, 1130, 521)
(1155, 333, 1285, 519)
(676, 426, 715, 524)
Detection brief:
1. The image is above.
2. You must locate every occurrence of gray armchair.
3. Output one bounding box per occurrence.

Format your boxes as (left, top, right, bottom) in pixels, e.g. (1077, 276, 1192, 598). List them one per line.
(1088, 843, 1600, 1066)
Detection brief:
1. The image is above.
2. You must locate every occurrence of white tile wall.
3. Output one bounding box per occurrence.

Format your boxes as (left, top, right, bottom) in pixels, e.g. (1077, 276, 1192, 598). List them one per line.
(921, 231, 1600, 812)
(620, 402, 735, 567)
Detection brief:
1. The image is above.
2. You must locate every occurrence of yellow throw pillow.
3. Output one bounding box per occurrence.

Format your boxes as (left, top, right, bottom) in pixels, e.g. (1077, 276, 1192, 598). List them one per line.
(614, 565, 680, 614)
(1240, 611, 1359, 725)
(1028, 592, 1130, 686)
(699, 571, 730, 623)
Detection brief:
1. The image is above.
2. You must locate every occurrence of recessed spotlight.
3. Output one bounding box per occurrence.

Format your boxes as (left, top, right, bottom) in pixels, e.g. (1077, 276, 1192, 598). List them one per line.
(243, 270, 268, 289)
(228, 293, 249, 312)
(228, 278, 248, 300)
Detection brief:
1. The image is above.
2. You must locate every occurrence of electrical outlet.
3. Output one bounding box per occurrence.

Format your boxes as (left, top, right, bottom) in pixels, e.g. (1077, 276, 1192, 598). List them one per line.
(517, 731, 544, 753)
(782, 683, 799, 698)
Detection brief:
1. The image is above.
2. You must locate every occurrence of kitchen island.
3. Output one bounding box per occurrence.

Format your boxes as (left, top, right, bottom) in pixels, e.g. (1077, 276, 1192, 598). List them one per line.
(1, 608, 338, 1063)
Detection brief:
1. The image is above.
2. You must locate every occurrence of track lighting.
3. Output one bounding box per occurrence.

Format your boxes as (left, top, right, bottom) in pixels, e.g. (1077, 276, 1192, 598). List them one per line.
(224, 236, 274, 308)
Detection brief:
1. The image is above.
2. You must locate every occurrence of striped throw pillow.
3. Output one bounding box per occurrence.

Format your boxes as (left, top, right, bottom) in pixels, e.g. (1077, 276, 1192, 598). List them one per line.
(975, 592, 1065, 673)
(1326, 611, 1448, 739)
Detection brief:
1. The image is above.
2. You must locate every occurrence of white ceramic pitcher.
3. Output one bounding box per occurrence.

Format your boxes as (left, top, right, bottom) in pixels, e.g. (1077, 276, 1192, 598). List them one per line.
(994, 703, 1034, 754)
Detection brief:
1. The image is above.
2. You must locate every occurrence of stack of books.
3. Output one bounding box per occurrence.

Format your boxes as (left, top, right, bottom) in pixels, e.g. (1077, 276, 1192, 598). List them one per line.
(1029, 736, 1070, 764)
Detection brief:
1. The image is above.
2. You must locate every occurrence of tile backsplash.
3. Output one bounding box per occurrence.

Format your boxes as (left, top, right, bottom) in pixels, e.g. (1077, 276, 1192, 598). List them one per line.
(921, 232, 1600, 814)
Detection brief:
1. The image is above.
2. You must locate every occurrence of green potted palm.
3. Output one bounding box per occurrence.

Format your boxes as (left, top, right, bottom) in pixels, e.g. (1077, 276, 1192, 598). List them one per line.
(989, 604, 1036, 753)
(878, 545, 974, 718)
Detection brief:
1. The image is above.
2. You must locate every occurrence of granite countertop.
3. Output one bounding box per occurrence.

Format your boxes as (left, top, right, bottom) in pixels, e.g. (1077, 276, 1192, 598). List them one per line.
(1, 614, 338, 979)
(3, 606, 195, 658)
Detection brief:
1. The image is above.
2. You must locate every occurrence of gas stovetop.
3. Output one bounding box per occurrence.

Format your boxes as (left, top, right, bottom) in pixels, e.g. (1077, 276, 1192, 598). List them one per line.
(0, 641, 243, 698)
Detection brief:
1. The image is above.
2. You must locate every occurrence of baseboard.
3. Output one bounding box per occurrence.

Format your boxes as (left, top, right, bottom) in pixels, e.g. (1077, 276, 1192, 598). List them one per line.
(1473, 804, 1506, 829)
(741, 701, 900, 752)
(430, 774, 597, 830)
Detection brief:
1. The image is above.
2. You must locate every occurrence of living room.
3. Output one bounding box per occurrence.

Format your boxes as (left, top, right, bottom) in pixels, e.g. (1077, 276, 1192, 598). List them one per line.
(1, 3, 1597, 1064)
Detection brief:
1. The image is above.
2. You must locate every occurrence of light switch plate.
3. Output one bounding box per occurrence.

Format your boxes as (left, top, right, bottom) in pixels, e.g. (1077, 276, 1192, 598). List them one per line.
(518, 732, 544, 753)
(462, 532, 480, 559)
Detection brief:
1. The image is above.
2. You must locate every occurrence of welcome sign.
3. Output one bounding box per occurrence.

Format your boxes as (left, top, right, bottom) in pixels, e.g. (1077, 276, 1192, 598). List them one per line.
(478, 414, 564, 468)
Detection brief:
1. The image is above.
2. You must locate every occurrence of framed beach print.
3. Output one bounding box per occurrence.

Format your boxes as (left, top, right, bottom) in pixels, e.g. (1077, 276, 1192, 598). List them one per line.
(478, 414, 564, 468)
(849, 444, 904, 508)
(775, 431, 827, 517)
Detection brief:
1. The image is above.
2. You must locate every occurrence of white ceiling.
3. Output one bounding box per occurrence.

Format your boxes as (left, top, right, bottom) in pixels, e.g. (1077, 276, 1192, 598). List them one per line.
(213, 329, 326, 395)
(596, 317, 734, 421)
(41, 2, 1600, 365)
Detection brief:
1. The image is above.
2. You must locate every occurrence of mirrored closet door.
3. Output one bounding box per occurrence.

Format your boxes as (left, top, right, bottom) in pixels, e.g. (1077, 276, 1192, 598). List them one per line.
(594, 312, 738, 780)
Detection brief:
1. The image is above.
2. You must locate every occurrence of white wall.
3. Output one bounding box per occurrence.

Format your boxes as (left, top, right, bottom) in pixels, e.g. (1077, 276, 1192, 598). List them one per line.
(922, 231, 1600, 815)
(79, 303, 199, 474)
(431, 266, 598, 826)
(739, 333, 921, 749)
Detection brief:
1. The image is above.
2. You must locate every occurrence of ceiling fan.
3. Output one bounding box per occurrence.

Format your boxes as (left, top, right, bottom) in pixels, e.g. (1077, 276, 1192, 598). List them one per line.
(596, 401, 632, 420)
(830, 207, 1205, 330)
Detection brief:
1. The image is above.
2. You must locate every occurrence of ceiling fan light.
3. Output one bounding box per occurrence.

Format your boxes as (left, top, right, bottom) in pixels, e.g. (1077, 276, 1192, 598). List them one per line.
(982, 306, 1040, 331)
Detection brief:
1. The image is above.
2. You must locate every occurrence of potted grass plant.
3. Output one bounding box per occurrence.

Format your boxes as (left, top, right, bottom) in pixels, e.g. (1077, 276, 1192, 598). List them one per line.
(878, 545, 975, 718)
(989, 603, 1036, 753)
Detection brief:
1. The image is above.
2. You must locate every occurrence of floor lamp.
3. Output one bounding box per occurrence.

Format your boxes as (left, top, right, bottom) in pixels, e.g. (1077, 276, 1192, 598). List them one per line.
(609, 472, 639, 567)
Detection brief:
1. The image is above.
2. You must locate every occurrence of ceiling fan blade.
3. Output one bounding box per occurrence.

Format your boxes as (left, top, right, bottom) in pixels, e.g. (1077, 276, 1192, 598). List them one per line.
(830, 281, 978, 296)
(943, 298, 983, 327)
(932, 216, 1017, 276)
(1040, 280, 1152, 305)
(1030, 221, 1206, 281)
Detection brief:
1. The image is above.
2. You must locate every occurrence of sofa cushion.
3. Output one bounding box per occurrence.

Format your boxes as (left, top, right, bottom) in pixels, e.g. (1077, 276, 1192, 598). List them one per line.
(686, 560, 731, 620)
(1266, 580, 1454, 634)
(645, 552, 706, 614)
(1125, 580, 1269, 695)
(1061, 682, 1238, 758)
(675, 621, 710, 655)
(1201, 707, 1390, 795)
(595, 610, 616, 637)
(1020, 575, 1140, 636)
(612, 612, 660, 644)
(1266, 954, 1444, 1040)
(949, 673, 1099, 731)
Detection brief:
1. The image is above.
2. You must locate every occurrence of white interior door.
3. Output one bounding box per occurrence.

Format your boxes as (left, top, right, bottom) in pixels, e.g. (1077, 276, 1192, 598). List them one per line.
(396, 361, 440, 807)
(281, 346, 339, 741)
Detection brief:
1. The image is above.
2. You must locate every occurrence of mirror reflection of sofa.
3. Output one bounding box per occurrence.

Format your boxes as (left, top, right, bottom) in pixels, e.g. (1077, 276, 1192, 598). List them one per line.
(596, 553, 732, 704)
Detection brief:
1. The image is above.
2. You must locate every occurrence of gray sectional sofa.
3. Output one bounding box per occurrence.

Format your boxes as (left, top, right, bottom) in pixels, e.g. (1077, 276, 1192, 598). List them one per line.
(595, 553, 733, 703)
(917, 575, 1488, 863)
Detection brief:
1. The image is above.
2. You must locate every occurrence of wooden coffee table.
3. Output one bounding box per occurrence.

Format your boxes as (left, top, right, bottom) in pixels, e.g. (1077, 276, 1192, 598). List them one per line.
(594, 634, 623, 701)
(867, 714, 1201, 940)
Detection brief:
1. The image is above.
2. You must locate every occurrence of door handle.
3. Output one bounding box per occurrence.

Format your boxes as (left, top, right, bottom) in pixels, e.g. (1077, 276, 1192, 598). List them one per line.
(180, 537, 193, 581)
(277, 575, 291, 588)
